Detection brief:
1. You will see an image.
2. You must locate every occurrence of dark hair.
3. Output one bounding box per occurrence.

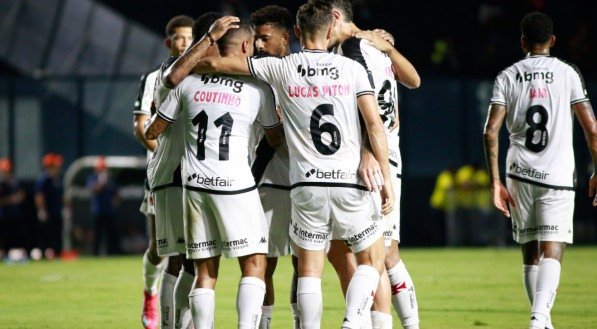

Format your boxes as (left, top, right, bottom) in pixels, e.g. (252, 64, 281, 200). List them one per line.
(297, 1, 333, 35)
(250, 5, 293, 32)
(165, 15, 194, 37)
(521, 12, 553, 46)
(192, 12, 223, 42)
(316, 0, 353, 22)
(217, 20, 253, 54)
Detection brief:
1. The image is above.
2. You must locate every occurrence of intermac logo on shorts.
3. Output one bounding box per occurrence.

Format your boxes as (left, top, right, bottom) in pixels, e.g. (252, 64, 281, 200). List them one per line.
(187, 240, 217, 252)
(509, 163, 549, 180)
(292, 223, 328, 243)
(222, 238, 248, 250)
(304, 168, 357, 180)
(346, 223, 379, 246)
(518, 225, 559, 236)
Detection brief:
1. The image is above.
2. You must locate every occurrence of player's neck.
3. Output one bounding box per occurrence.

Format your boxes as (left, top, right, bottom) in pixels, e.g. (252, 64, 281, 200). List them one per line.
(527, 46, 550, 56)
(339, 22, 360, 42)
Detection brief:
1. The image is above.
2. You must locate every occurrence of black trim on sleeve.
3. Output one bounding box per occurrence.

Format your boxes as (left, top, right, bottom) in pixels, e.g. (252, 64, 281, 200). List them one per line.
(356, 91, 375, 97)
(571, 98, 589, 105)
(507, 174, 575, 191)
(157, 111, 175, 123)
(247, 57, 256, 77)
(341, 37, 375, 89)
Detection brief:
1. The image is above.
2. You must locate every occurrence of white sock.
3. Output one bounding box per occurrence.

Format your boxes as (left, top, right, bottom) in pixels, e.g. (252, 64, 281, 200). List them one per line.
(189, 288, 215, 329)
(371, 311, 393, 329)
(259, 305, 274, 329)
(387, 260, 419, 328)
(143, 253, 163, 295)
(361, 310, 372, 329)
(530, 258, 560, 329)
(174, 270, 194, 329)
(290, 303, 301, 329)
(237, 276, 266, 329)
(297, 277, 323, 329)
(342, 265, 380, 329)
(160, 271, 178, 328)
(523, 264, 539, 305)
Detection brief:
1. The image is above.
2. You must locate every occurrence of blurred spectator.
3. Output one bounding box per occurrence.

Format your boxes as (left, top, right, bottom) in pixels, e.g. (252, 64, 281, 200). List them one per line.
(0, 158, 27, 260)
(430, 166, 457, 245)
(33, 152, 64, 260)
(86, 156, 121, 255)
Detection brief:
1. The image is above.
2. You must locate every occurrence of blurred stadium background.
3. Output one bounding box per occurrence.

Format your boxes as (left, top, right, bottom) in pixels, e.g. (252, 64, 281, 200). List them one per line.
(0, 0, 596, 257)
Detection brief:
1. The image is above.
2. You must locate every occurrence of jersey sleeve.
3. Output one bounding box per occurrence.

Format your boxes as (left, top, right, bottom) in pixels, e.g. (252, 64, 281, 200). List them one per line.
(353, 62, 375, 97)
(247, 56, 282, 85)
(156, 81, 184, 123)
(341, 37, 375, 88)
(568, 64, 589, 105)
(257, 82, 280, 129)
(133, 70, 157, 116)
(490, 72, 507, 106)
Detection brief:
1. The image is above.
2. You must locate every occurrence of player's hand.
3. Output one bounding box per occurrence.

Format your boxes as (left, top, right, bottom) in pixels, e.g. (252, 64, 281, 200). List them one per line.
(492, 182, 516, 217)
(208, 16, 240, 41)
(589, 173, 597, 207)
(358, 148, 383, 192)
(353, 30, 393, 53)
(372, 29, 395, 46)
(380, 183, 395, 216)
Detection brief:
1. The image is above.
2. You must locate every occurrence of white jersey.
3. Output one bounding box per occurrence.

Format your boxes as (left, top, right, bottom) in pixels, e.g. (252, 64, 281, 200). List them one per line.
(133, 66, 160, 164)
(335, 37, 402, 174)
(147, 57, 185, 190)
(158, 73, 279, 193)
(491, 54, 589, 189)
(248, 50, 375, 188)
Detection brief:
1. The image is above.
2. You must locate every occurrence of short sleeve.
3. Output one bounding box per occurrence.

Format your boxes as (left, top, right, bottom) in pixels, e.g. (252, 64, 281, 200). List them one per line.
(156, 81, 184, 123)
(247, 56, 283, 85)
(569, 65, 589, 105)
(133, 70, 158, 116)
(353, 62, 375, 97)
(490, 72, 507, 106)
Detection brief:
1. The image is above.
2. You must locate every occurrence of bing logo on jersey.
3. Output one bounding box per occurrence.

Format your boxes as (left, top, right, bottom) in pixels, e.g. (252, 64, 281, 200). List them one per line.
(297, 64, 339, 80)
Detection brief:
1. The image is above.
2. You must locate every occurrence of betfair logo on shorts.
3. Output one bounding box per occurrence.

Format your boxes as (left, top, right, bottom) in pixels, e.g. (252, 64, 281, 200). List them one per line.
(222, 238, 248, 250)
(346, 223, 378, 246)
(297, 64, 339, 80)
(187, 173, 235, 187)
(304, 168, 357, 180)
(292, 223, 328, 242)
(509, 163, 549, 180)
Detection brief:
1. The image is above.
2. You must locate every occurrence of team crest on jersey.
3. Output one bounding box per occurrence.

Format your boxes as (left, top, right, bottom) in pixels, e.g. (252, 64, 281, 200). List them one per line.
(297, 64, 339, 80)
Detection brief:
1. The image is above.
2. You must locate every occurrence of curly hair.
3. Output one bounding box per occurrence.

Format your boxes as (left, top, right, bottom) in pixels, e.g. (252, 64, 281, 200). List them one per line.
(250, 5, 293, 32)
(165, 15, 194, 37)
(521, 12, 553, 46)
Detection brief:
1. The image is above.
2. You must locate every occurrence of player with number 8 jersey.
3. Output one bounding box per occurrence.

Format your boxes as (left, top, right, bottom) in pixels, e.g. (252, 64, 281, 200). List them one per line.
(491, 54, 588, 190)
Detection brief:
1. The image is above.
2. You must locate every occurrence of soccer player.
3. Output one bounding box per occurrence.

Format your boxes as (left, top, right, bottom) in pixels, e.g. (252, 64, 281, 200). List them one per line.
(188, 2, 395, 328)
(146, 20, 284, 329)
(323, 1, 421, 328)
(483, 12, 597, 329)
(132, 15, 193, 329)
(248, 5, 297, 329)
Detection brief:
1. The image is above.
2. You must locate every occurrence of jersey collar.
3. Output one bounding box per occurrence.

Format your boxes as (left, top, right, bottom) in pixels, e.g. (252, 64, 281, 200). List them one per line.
(301, 48, 328, 53)
(525, 52, 551, 58)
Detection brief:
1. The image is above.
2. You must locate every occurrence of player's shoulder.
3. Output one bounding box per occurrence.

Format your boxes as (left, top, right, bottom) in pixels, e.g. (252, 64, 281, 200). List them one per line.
(139, 64, 161, 82)
(551, 57, 585, 79)
(160, 56, 178, 73)
(340, 36, 363, 53)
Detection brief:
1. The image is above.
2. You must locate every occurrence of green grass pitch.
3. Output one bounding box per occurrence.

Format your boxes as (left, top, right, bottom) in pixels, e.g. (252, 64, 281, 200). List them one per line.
(1, 247, 596, 328)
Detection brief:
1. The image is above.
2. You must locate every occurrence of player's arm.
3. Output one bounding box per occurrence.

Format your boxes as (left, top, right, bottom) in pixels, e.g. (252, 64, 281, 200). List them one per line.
(357, 94, 394, 214)
(483, 104, 516, 217)
(359, 134, 383, 192)
(572, 101, 597, 206)
(145, 114, 170, 140)
(164, 16, 240, 89)
(194, 56, 250, 76)
(354, 30, 421, 89)
(134, 114, 157, 151)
